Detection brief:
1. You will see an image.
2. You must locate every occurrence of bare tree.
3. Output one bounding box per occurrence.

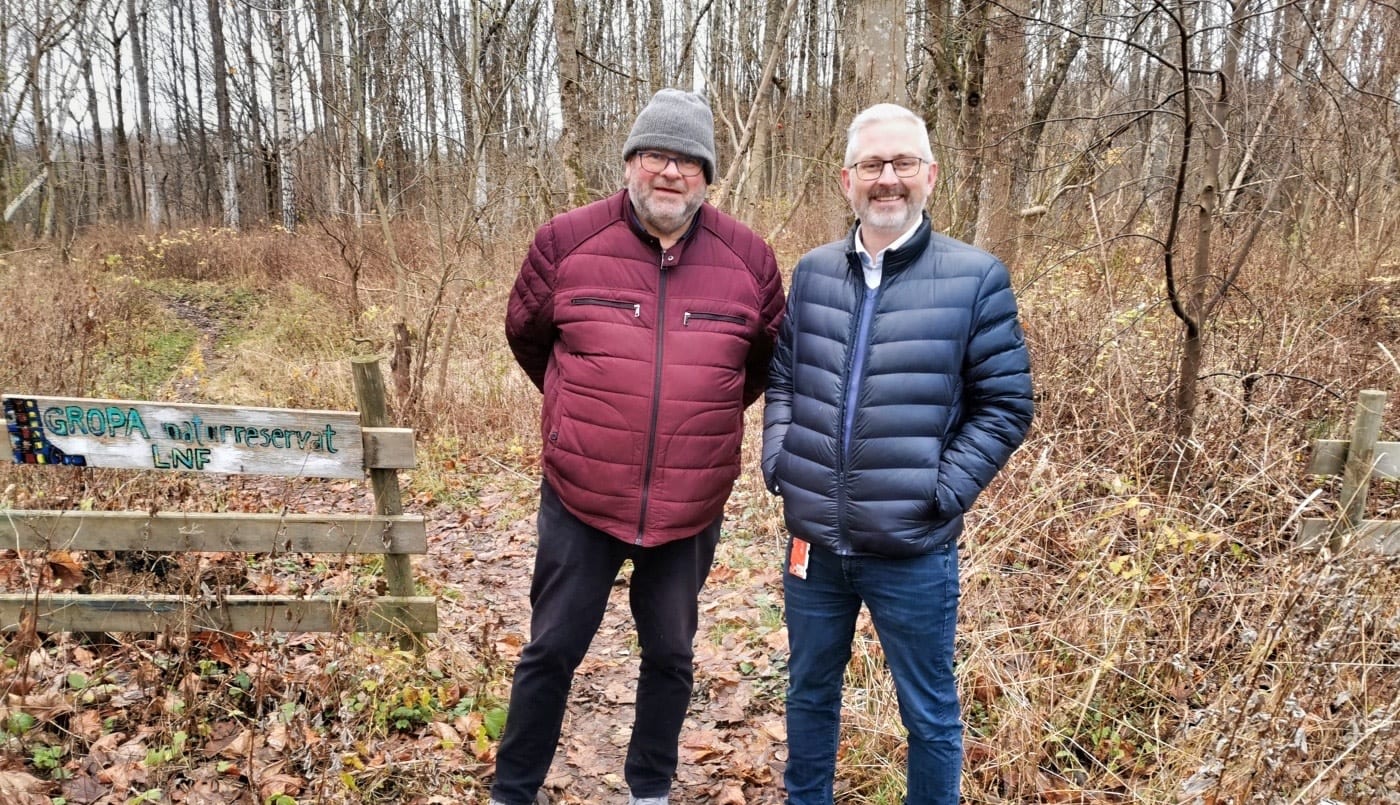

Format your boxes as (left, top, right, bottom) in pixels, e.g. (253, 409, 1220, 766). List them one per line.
(1152, 0, 1285, 475)
(847, 0, 907, 107)
(711, 0, 799, 211)
(206, 0, 239, 229)
(645, 0, 664, 93)
(922, 0, 988, 238)
(127, 0, 164, 230)
(1, 0, 1393, 318)
(79, 4, 111, 223)
(17, 0, 84, 248)
(103, 4, 135, 223)
(553, 0, 588, 206)
(269, 0, 296, 231)
(971, 0, 1027, 263)
(310, 0, 344, 214)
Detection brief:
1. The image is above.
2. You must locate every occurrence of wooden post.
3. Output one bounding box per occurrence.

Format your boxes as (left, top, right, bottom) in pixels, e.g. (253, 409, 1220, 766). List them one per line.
(352, 356, 423, 650)
(1334, 389, 1387, 553)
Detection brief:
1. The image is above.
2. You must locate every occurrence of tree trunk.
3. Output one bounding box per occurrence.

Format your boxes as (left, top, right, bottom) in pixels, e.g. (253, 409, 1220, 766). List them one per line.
(128, 0, 164, 231)
(23, 4, 79, 250)
(646, 0, 664, 93)
(29, 35, 60, 240)
(237, 7, 273, 221)
(847, 0, 907, 107)
(925, 0, 985, 237)
(445, 1, 483, 209)
(711, 0, 799, 210)
(312, 0, 344, 215)
(81, 50, 109, 222)
(207, 0, 240, 229)
(344, 0, 372, 223)
(185, 3, 214, 223)
(1163, 0, 1251, 479)
(972, 0, 1027, 263)
(553, 0, 588, 206)
(270, 0, 297, 231)
(108, 15, 135, 223)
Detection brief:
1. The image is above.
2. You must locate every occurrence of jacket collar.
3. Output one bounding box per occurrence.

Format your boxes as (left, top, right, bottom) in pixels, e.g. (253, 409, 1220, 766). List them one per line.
(844, 212, 932, 276)
(622, 189, 705, 265)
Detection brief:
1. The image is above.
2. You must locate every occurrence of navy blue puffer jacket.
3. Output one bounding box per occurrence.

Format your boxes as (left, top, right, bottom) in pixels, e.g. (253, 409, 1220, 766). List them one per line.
(762, 215, 1032, 557)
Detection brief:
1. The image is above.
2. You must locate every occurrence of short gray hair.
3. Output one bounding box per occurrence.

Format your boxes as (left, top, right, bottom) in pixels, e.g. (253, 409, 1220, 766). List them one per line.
(844, 103, 935, 166)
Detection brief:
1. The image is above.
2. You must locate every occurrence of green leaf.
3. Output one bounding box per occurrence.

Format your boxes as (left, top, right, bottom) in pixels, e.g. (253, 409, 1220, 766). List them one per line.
(483, 707, 508, 740)
(6, 711, 37, 735)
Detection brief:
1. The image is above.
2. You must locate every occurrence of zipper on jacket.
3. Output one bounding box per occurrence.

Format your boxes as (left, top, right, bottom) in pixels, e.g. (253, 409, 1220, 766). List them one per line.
(635, 254, 670, 544)
(572, 297, 641, 317)
(683, 311, 746, 326)
(841, 286, 878, 458)
(837, 284, 879, 541)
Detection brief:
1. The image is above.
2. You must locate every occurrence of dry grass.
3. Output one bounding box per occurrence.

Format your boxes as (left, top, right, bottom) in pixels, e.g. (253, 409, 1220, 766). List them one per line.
(777, 223, 1400, 802)
(1, 211, 1398, 803)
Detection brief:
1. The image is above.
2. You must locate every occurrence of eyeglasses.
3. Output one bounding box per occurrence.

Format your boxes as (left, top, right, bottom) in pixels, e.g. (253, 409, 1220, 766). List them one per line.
(849, 157, 926, 181)
(635, 151, 705, 177)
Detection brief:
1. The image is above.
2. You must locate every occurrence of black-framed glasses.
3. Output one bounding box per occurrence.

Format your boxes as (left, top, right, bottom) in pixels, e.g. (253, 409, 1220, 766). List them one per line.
(635, 150, 705, 177)
(850, 157, 926, 181)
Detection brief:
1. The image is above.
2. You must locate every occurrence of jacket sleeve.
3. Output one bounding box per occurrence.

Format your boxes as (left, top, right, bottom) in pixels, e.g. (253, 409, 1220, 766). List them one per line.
(936, 260, 1034, 515)
(504, 221, 559, 392)
(742, 245, 786, 408)
(761, 270, 798, 494)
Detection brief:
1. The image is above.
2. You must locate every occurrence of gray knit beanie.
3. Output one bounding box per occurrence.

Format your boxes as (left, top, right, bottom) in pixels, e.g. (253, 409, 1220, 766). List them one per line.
(623, 89, 717, 184)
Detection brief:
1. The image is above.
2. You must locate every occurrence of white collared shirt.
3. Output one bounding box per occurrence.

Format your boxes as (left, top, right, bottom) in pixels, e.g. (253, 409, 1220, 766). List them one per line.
(853, 218, 922, 289)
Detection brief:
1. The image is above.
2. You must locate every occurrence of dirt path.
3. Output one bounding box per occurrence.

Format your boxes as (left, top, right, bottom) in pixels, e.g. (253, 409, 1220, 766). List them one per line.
(426, 467, 790, 804)
(146, 297, 792, 804)
(157, 293, 227, 403)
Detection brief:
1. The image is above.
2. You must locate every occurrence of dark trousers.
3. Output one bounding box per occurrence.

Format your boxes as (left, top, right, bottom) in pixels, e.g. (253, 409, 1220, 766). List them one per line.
(490, 480, 722, 805)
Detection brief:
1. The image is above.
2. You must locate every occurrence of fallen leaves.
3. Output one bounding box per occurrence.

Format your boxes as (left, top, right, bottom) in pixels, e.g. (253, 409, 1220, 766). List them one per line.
(0, 471, 798, 805)
(0, 771, 49, 805)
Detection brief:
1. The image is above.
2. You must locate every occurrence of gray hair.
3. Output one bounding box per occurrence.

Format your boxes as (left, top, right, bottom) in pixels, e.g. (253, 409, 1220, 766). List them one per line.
(844, 103, 935, 166)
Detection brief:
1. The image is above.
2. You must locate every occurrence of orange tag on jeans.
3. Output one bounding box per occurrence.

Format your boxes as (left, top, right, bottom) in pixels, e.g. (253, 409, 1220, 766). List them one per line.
(788, 538, 810, 580)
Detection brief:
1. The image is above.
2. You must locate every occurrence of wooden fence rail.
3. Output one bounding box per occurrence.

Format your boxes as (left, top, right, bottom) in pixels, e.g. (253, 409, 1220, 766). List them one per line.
(1301, 388, 1400, 554)
(1, 357, 437, 641)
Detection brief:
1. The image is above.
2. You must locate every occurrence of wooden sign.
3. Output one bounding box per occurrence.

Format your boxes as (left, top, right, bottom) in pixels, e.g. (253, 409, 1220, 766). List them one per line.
(3, 395, 365, 479)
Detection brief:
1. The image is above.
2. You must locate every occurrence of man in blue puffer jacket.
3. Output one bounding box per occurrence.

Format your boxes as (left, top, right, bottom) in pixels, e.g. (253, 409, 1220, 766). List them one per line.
(762, 103, 1033, 804)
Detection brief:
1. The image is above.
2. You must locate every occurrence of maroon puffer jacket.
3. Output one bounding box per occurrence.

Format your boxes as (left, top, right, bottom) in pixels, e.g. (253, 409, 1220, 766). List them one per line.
(506, 190, 784, 546)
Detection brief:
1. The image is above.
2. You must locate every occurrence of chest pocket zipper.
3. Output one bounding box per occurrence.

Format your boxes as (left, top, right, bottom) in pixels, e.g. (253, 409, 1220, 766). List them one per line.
(573, 297, 641, 317)
(683, 311, 747, 326)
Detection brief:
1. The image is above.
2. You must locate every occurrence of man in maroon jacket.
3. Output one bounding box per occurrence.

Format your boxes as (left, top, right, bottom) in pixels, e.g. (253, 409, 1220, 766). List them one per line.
(492, 89, 785, 805)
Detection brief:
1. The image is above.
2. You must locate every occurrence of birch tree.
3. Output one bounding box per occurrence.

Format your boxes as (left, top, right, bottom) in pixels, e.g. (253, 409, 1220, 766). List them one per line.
(269, 0, 296, 231)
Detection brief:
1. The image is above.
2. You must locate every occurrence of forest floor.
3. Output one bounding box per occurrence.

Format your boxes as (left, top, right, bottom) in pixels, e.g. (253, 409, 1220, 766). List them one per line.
(425, 464, 792, 805)
(11, 233, 1399, 805)
(1, 453, 799, 805)
(0, 292, 798, 805)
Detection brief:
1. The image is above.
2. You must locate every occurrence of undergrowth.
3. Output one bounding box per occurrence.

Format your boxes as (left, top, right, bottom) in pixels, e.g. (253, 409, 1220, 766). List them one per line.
(0, 216, 1398, 803)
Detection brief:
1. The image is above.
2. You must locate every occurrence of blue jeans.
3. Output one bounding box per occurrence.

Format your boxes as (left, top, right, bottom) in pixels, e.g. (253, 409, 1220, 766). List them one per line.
(783, 539, 962, 805)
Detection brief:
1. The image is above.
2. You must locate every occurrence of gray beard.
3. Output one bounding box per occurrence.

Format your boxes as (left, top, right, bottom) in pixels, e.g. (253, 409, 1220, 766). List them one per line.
(860, 201, 918, 233)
